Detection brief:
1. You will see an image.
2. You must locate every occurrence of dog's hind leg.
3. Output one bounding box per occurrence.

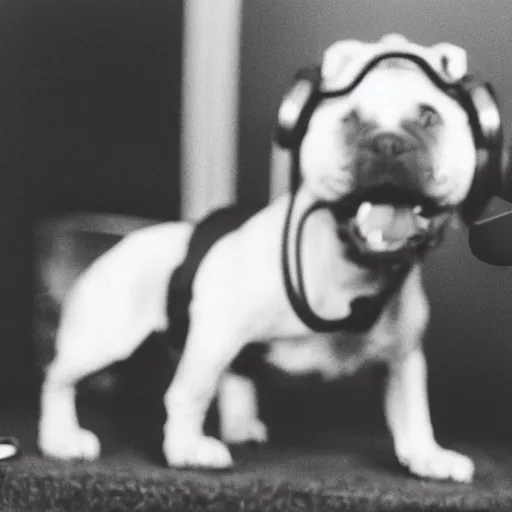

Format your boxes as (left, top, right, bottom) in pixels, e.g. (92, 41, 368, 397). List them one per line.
(38, 223, 192, 460)
(38, 302, 156, 460)
(218, 371, 268, 445)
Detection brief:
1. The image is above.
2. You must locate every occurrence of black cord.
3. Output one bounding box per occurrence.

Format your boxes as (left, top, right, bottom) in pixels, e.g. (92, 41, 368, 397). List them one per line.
(278, 49, 488, 332)
(319, 51, 469, 99)
(294, 200, 330, 303)
(281, 150, 412, 333)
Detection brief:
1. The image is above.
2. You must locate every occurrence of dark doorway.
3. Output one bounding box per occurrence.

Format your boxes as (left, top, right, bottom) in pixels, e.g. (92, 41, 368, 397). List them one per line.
(0, 0, 183, 400)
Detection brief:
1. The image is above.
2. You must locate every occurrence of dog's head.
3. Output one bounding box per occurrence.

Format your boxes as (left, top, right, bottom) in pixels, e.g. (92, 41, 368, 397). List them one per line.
(284, 35, 502, 257)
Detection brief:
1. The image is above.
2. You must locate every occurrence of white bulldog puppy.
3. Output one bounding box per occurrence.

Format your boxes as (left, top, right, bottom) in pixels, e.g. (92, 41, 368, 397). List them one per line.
(39, 35, 482, 482)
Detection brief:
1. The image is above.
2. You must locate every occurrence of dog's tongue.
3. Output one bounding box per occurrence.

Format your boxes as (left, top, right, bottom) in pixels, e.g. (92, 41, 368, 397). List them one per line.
(355, 202, 426, 251)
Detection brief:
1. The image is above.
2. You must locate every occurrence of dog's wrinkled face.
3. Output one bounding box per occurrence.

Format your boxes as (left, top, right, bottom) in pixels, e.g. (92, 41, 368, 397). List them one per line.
(300, 36, 477, 253)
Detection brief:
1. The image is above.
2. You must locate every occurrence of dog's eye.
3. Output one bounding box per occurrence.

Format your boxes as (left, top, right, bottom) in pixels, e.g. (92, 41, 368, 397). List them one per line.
(417, 104, 442, 129)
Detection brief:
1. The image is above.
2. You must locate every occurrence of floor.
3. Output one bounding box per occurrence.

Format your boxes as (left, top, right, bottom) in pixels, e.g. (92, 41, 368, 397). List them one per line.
(1, 392, 512, 512)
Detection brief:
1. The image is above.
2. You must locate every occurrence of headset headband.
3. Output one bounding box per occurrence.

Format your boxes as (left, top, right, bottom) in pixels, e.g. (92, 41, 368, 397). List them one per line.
(319, 51, 465, 98)
(278, 52, 455, 152)
(279, 51, 500, 145)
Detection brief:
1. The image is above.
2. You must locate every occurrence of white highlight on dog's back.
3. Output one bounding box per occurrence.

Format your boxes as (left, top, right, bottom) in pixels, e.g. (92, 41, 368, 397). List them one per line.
(61, 222, 192, 356)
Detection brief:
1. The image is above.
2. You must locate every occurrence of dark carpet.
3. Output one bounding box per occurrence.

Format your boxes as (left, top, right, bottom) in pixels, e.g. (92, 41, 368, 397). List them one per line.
(1, 394, 512, 512)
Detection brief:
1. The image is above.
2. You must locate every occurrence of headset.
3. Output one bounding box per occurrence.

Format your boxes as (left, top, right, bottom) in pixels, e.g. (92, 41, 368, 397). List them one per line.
(275, 51, 504, 224)
(274, 50, 504, 333)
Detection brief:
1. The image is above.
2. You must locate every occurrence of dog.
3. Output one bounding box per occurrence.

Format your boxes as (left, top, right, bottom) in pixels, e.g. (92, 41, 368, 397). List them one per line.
(38, 34, 503, 483)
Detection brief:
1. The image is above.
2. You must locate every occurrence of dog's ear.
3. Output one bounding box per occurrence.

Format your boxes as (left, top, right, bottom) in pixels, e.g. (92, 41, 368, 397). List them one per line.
(321, 39, 366, 87)
(378, 33, 410, 48)
(429, 42, 468, 81)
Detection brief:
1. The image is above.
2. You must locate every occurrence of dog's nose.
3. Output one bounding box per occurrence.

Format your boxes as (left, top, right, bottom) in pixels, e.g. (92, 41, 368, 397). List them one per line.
(369, 133, 407, 158)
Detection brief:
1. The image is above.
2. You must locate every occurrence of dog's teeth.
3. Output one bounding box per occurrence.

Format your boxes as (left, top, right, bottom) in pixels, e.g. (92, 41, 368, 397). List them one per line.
(416, 215, 430, 230)
(366, 230, 386, 249)
(412, 205, 430, 229)
(356, 202, 372, 225)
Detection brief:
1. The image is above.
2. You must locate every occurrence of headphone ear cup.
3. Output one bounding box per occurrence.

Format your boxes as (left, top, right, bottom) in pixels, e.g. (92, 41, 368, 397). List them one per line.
(460, 150, 498, 223)
(458, 79, 503, 223)
(275, 67, 321, 149)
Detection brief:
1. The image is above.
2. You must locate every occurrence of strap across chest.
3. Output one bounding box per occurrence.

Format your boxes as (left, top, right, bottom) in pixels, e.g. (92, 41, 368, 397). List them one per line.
(166, 203, 411, 356)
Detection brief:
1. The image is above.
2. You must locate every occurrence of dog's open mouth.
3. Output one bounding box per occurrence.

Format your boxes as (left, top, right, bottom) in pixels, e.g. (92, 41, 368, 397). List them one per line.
(333, 185, 452, 257)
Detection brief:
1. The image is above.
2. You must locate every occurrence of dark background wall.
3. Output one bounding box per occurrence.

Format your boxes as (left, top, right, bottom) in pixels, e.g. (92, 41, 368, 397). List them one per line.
(0, 0, 183, 398)
(238, 1, 512, 439)
(22, 0, 183, 220)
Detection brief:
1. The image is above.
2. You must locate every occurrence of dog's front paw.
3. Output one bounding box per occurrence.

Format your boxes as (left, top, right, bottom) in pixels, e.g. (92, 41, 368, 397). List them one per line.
(38, 426, 101, 460)
(221, 417, 268, 445)
(163, 432, 233, 469)
(398, 444, 474, 483)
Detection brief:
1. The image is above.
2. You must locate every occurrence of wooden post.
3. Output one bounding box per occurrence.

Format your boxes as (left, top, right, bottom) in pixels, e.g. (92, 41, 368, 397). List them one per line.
(180, 0, 242, 220)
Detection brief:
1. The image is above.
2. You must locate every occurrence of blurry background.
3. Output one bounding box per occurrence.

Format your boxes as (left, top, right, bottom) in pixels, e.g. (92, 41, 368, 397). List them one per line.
(1, 0, 512, 442)
(0, 0, 183, 400)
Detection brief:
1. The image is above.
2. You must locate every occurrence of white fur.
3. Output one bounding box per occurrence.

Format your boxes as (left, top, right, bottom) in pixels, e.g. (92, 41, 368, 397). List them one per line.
(39, 36, 477, 483)
(302, 63, 476, 204)
(218, 372, 268, 444)
(38, 223, 192, 459)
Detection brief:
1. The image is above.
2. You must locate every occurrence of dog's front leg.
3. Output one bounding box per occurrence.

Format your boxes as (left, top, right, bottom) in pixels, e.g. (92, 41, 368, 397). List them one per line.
(383, 267, 474, 483)
(163, 317, 246, 469)
(385, 348, 474, 482)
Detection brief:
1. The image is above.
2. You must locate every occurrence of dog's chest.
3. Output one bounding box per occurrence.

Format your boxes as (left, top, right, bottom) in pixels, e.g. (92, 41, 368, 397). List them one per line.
(263, 328, 397, 380)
